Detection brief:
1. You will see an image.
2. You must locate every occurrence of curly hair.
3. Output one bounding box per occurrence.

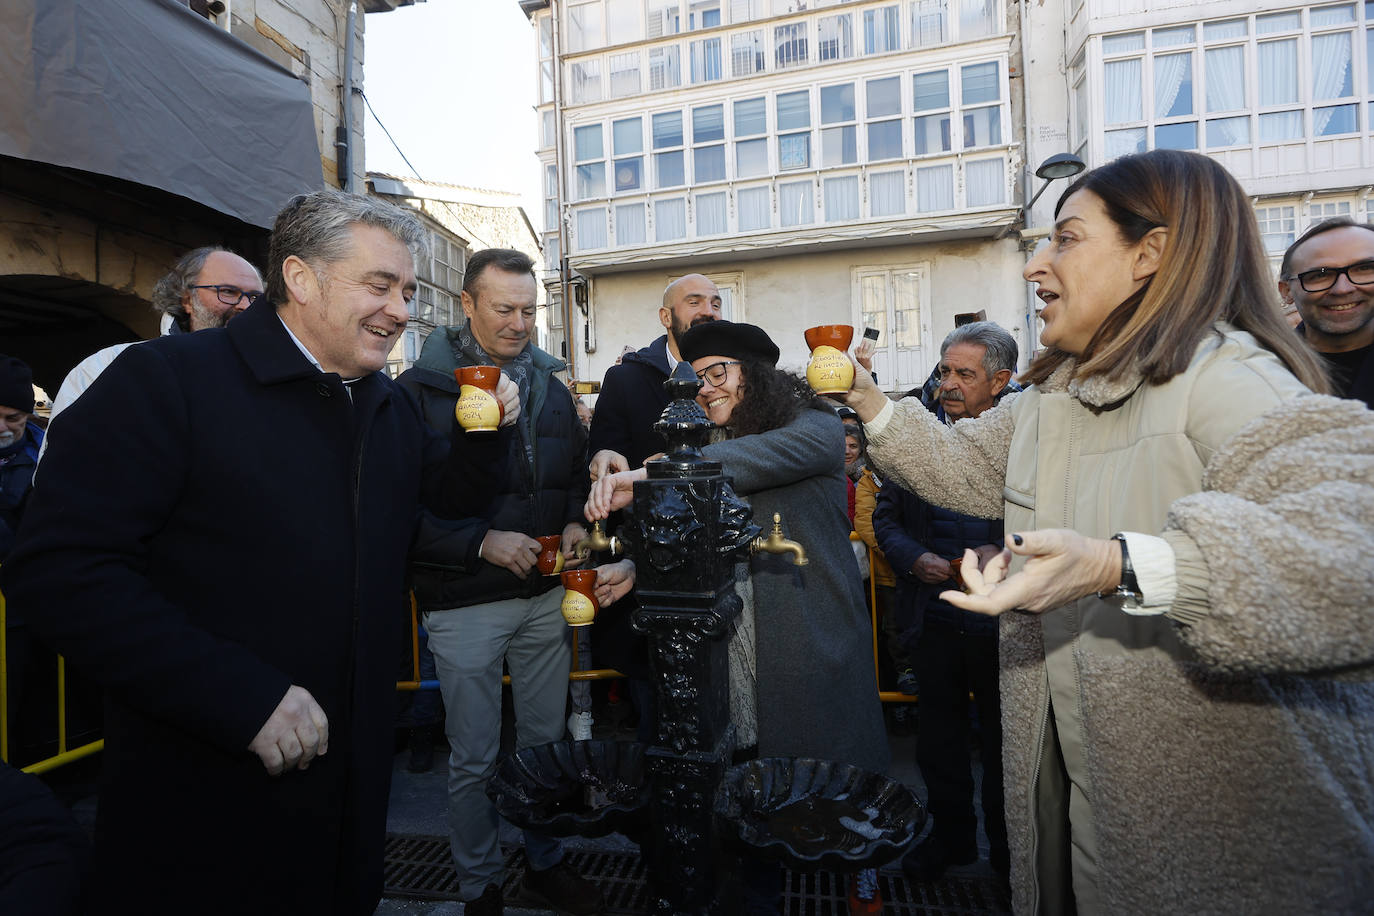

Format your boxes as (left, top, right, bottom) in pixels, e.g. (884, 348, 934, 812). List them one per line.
(724, 360, 827, 438)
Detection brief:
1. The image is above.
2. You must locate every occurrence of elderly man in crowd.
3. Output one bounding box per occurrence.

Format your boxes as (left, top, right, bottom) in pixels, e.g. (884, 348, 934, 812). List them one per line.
(2, 190, 504, 916)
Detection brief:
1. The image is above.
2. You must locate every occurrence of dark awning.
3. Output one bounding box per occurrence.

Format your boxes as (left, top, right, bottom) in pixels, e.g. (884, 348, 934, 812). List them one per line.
(0, 0, 323, 229)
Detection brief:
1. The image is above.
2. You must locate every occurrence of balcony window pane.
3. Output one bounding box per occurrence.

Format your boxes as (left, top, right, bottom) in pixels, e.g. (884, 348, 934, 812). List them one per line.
(822, 125, 857, 165)
(614, 157, 643, 191)
(868, 120, 902, 160)
(959, 0, 996, 41)
(738, 186, 771, 230)
(1154, 53, 1193, 118)
(1311, 4, 1356, 26)
(824, 176, 860, 221)
(1154, 121, 1197, 149)
(863, 5, 900, 54)
(568, 2, 602, 52)
(610, 52, 641, 97)
(608, 0, 644, 43)
(656, 198, 687, 240)
(736, 137, 769, 176)
(1258, 40, 1299, 105)
(913, 70, 949, 110)
(1312, 33, 1354, 100)
(1104, 127, 1146, 158)
(962, 106, 1001, 147)
(961, 61, 999, 104)
(779, 132, 811, 168)
(1205, 116, 1250, 146)
(1102, 31, 1144, 54)
(1258, 110, 1303, 141)
(1104, 59, 1143, 123)
(731, 31, 766, 77)
(696, 191, 728, 234)
(649, 45, 682, 89)
(540, 61, 554, 103)
(911, 0, 949, 47)
(542, 110, 556, 148)
(539, 15, 553, 57)
(545, 198, 558, 231)
(689, 0, 721, 29)
(822, 84, 856, 123)
(576, 163, 606, 198)
(775, 22, 808, 69)
(616, 203, 646, 245)
(576, 207, 607, 249)
(575, 125, 604, 161)
(649, 0, 682, 37)
(870, 170, 904, 216)
(777, 90, 811, 130)
(735, 97, 767, 135)
(653, 111, 684, 147)
(614, 118, 643, 154)
(966, 157, 1004, 206)
(695, 145, 727, 181)
(571, 61, 602, 103)
(691, 37, 723, 82)
(1315, 103, 1358, 135)
(818, 13, 854, 61)
(1257, 12, 1300, 33)
(1201, 19, 1243, 41)
(1205, 46, 1246, 112)
(779, 180, 814, 226)
(1155, 25, 1195, 47)
(916, 164, 953, 211)
(914, 113, 951, 153)
(867, 77, 901, 117)
(655, 150, 685, 187)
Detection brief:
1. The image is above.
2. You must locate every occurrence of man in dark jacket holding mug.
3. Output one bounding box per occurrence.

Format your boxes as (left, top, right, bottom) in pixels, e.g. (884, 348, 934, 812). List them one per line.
(396, 248, 599, 916)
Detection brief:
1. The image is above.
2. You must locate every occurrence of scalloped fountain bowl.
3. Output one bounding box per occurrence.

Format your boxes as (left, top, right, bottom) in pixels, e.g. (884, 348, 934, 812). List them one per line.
(714, 757, 925, 871)
(486, 740, 650, 839)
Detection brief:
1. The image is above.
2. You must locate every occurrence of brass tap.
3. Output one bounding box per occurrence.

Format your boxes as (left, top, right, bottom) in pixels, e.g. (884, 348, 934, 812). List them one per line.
(750, 513, 808, 566)
(573, 520, 621, 559)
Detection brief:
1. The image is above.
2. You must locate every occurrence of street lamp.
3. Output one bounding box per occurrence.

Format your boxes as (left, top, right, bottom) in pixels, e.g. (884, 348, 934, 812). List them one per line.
(1025, 152, 1087, 212)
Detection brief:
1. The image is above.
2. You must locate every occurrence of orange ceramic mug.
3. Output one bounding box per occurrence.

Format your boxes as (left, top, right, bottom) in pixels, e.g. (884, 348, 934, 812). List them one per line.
(804, 325, 855, 395)
(560, 569, 598, 627)
(454, 366, 504, 433)
(536, 535, 566, 576)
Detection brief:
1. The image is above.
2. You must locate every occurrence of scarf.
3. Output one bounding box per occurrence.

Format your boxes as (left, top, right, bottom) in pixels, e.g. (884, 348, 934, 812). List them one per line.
(453, 322, 536, 469)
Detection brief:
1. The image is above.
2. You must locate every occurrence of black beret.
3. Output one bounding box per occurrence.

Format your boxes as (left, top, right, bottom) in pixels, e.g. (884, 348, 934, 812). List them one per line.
(678, 320, 780, 367)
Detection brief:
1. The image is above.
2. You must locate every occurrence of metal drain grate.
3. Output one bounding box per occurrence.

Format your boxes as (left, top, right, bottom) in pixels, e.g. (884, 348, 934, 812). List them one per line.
(384, 834, 1010, 914)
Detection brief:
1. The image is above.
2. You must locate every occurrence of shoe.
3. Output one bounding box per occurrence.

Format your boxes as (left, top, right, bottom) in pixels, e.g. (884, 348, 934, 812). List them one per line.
(406, 727, 434, 773)
(463, 882, 503, 915)
(520, 861, 604, 915)
(901, 837, 976, 883)
(567, 710, 593, 741)
(889, 704, 914, 737)
(847, 867, 882, 914)
(896, 668, 919, 695)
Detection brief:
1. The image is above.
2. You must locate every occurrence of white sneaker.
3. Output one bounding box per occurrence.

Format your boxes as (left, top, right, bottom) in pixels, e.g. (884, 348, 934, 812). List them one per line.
(567, 710, 593, 741)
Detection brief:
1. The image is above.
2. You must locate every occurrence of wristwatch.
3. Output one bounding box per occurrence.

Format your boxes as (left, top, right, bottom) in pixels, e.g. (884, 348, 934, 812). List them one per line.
(1098, 533, 1143, 604)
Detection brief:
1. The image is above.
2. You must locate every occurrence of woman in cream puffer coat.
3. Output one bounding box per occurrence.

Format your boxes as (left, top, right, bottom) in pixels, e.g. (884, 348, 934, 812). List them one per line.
(842, 150, 1374, 915)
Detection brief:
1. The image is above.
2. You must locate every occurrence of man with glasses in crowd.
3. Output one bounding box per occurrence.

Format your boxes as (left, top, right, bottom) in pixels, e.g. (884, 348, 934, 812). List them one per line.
(1279, 218, 1374, 408)
(42, 247, 264, 434)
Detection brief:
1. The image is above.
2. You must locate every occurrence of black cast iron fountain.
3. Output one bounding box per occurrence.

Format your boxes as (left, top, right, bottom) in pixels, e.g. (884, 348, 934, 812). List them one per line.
(488, 363, 924, 915)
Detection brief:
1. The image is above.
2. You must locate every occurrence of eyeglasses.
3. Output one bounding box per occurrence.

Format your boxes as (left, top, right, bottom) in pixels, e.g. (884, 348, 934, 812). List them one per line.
(694, 361, 740, 385)
(1283, 260, 1374, 293)
(191, 285, 263, 307)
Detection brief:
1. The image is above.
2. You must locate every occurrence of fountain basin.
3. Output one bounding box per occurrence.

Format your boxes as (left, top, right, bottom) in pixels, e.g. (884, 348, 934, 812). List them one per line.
(486, 739, 650, 839)
(714, 757, 925, 871)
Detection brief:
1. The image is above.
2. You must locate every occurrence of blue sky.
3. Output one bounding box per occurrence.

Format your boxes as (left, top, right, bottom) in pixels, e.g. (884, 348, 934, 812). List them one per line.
(363, 1, 543, 227)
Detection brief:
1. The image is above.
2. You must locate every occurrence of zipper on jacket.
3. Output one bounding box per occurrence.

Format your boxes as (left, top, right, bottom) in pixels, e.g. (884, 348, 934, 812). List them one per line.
(1026, 692, 1051, 915)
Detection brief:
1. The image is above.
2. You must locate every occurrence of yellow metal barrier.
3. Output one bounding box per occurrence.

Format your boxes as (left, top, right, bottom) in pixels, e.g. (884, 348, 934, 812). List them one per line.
(0, 585, 105, 773)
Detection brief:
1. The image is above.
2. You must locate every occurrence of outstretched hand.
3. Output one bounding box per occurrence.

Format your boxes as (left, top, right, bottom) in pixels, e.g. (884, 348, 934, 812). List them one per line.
(585, 467, 647, 521)
(593, 559, 637, 606)
(939, 529, 1121, 616)
(830, 354, 891, 423)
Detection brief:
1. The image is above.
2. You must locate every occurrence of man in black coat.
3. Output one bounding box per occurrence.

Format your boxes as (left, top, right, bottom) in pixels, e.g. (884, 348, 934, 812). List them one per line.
(1, 191, 501, 916)
(872, 322, 1017, 885)
(584, 273, 721, 739)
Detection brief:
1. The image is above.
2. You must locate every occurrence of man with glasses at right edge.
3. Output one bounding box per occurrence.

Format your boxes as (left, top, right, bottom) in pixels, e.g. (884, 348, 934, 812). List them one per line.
(1279, 218, 1374, 408)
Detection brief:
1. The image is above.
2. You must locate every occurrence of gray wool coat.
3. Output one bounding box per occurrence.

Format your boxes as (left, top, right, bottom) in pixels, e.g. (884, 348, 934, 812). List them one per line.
(867, 326, 1374, 915)
(703, 404, 890, 775)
